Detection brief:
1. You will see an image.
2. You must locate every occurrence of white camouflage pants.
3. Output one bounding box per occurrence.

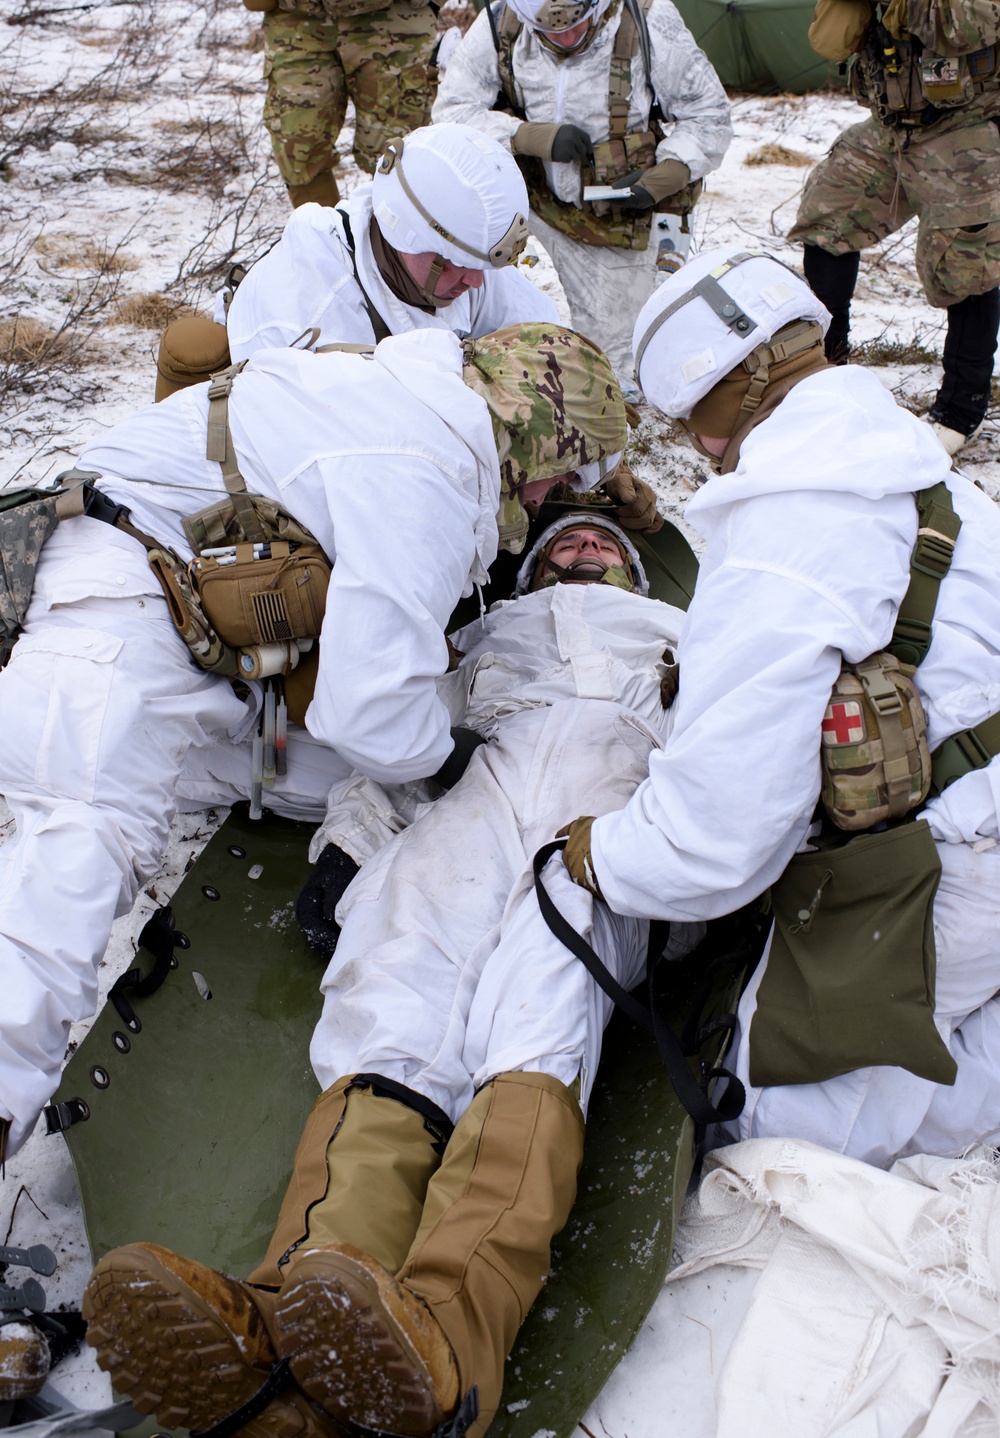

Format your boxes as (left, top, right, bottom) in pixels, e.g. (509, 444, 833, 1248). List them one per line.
(529, 211, 658, 396)
(0, 518, 349, 1155)
(309, 700, 655, 1123)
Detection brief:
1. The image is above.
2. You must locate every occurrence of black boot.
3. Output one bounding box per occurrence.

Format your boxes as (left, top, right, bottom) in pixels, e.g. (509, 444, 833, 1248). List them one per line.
(927, 288, 1000, 446)
(803, 244, 860, 364)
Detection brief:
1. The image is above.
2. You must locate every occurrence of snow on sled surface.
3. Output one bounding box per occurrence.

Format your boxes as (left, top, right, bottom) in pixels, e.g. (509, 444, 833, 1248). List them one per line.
(53, 803, 712, 1438)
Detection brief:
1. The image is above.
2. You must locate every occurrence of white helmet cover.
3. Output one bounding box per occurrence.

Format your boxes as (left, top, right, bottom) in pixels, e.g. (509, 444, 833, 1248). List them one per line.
(632, 247, 832, 419)
(506, 0, 612, 30)
(372, 123, 529, 268)
(514, 513, 649, 595)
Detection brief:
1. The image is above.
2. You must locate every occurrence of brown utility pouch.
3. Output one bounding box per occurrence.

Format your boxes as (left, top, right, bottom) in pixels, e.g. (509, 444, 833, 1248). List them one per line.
(749, 821, 956, 1088)
(820, 651, 932, 831)
(147, 548, 242, 678)
(190, 542, 331, 650)
(590, 131, 657, 204)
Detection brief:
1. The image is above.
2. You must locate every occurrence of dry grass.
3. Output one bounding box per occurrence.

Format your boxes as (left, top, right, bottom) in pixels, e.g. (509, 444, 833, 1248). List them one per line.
(110, 292, 195, 329)
(853, 336, 941, 366)
(744, 143, 813, 168)
(0, 315, 72, 365)
(35, 235, 140, 274)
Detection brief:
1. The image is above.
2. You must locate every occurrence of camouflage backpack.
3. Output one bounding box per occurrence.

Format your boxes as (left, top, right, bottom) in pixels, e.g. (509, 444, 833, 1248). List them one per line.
(486, 0, 702, 251)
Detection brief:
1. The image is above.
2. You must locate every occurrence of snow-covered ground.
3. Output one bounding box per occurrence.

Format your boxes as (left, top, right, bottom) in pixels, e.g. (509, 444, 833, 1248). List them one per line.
(1, 0, 998, 1430)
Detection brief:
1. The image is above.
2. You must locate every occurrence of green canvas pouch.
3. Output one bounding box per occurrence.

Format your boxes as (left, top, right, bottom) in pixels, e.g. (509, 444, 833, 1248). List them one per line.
(749, 821, 957, 1088)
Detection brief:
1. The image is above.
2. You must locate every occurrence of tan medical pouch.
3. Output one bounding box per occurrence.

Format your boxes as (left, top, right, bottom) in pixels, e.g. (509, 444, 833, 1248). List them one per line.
(820, 651, 932, 830)
(190, 541, 330, 650)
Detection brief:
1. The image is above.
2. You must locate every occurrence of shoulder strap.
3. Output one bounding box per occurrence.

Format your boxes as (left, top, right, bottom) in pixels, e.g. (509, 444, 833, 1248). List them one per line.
(492, 3, 523, 113)
(609, 0, 637, 140)
(337, 208, 393, 345)
(205, 360, 264, 538)
(880, 479, 1000, 795)
(887, 479, 961, 672)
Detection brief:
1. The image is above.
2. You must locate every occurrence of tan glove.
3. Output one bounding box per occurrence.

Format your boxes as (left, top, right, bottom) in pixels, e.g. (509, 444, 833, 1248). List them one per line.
(808, 0, 872, 59)
(513, 123, 593, 163)
(602, 461, 664, 532)
(556, 816, 603, 899)
(879, 0, 909, 38)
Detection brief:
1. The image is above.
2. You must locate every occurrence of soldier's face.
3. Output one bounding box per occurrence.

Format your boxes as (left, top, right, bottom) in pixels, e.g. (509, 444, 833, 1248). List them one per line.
(548, 527, 623, 568)
(540, 17, 591, 46)
(401, 251, 486, 301)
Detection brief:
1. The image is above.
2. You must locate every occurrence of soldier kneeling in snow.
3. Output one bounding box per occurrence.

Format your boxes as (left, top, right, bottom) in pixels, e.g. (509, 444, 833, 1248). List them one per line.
(83, 515, 689, 1438)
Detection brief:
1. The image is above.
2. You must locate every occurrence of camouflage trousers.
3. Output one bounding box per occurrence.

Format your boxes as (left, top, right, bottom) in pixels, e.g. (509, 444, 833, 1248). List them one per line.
(262, 0, 437, 185)
(790, 94, 1000, 308)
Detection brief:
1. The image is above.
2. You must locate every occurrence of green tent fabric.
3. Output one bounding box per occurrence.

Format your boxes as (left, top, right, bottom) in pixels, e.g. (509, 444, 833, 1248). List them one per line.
(673, 0, 843, 93)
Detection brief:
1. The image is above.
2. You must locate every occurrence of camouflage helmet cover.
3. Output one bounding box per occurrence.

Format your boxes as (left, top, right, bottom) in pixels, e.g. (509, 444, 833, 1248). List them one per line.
(506, 0, 610, 30)
(462, 323, 627, 553)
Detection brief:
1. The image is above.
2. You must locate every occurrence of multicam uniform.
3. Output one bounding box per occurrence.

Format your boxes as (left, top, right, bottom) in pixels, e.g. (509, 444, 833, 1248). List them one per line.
(795, 0, 1000, 304)
(792, 0, 1000, 439)
(249, 0, 438, 192)
(432, 0, 731, 386)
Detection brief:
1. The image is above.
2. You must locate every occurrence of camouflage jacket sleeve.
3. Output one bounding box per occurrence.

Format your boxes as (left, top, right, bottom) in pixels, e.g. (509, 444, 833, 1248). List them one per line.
(901, 0, 1000, 54)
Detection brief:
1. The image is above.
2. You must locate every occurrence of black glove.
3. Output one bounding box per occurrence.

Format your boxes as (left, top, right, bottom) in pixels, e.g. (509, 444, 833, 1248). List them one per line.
(432, 726, 487, 791)
(296, 842, 360, 960)
(551, 124, 594, 164)
(610, 168, 656, 211)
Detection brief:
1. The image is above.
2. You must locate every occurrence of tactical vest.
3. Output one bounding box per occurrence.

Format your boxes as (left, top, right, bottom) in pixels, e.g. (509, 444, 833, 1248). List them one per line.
(489, 0, 702, 251)
(850, 10, 999, 127)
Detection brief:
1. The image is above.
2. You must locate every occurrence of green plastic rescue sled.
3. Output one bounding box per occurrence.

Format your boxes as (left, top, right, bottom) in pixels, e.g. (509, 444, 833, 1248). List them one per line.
(54, 807, 721, 1438)
(53, 515, 716, 1437)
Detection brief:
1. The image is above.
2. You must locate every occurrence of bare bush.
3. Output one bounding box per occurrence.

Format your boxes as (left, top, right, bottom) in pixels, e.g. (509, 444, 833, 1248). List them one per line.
(0, 214, 136, 425)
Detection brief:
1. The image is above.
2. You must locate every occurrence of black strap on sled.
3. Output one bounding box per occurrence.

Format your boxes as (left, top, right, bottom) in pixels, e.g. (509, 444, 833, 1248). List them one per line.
(532, 840, 747, 1126)
(355, 1387, 480, 1438)
(108, 904, 181, 1031)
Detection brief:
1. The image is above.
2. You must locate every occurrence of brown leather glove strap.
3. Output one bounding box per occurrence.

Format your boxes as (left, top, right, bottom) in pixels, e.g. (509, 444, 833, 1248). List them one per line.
(556, 816, 603, 899)
(635, 157, 691, 203)
(603, 462, 665, 533)
(512, 122, 561, 161)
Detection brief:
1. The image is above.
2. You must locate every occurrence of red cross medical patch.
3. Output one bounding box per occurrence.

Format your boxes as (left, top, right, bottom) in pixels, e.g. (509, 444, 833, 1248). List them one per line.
(822, 700, 864, 747)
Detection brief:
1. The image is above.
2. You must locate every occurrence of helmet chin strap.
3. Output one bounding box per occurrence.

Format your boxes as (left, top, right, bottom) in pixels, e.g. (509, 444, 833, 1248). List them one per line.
(418, 255, 448, 307)
(536, 555, 615, 587)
